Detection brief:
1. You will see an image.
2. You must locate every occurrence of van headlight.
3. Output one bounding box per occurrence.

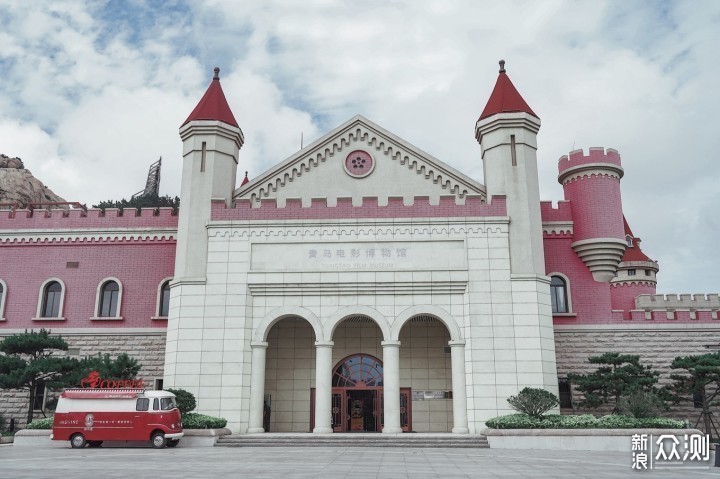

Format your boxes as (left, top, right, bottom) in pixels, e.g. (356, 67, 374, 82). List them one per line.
(172, 423, 176, 429)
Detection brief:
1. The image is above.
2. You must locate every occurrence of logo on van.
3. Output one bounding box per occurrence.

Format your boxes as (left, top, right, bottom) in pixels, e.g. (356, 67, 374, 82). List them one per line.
(80, 371, 145, 389)
(85, 413, 94, 430)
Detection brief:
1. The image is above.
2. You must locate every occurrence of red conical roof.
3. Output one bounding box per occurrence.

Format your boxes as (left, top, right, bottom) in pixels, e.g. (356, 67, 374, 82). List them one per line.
(240, 171, 249, 186)
(622, 217, 653, 262)
(479, 60, 538, 121)
(182, 67, 239, 128)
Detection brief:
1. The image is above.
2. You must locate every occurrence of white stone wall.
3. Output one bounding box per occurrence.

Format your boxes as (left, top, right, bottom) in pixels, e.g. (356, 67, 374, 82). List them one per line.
(165, 216, 559, 433)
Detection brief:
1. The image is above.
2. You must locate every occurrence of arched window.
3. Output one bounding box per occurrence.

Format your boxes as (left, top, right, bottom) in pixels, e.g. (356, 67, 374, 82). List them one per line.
(158, 280, 171, 317)
(98, 281, 120, 317)
(332, 354, 384, 387)
(0, 279, 6, 320)
(550, 275, 569, 314)
(42, 281, 63, 318)
(626, 235, 633, 248)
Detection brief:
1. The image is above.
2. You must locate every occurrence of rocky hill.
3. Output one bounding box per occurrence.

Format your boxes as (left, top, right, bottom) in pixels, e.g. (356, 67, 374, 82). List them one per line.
(0, 154, 67, 207)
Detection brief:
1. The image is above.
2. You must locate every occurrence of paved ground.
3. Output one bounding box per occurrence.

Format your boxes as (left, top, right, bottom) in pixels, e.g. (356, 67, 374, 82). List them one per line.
(0, 444, 716, 478)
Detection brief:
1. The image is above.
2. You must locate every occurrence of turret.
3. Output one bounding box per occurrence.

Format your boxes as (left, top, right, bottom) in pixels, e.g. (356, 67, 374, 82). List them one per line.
(558, 148, 625, 282)
(610, 218, 659, 317)
(175, 67, 244, 279)
(475, 60, 544, 275)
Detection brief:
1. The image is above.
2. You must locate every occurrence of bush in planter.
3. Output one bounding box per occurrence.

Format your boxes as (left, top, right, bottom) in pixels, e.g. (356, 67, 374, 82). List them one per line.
(617, 390, 667, 418)
(165, 388, 196, 414)
(485, 413, 685, 429)
(181, 413, 227, 429)
(25, 417, 53, 429)
(507, 387, 559, 419)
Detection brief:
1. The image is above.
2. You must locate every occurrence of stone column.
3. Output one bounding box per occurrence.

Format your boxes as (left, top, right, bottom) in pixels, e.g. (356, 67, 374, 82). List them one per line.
(381, 340, 403, 434)
(247, 341, 268, 434)
(449, 340, 469, 434)
(313, 341, 334, 434)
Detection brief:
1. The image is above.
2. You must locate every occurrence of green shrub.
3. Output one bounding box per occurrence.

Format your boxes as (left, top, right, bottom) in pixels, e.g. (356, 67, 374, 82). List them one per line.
(507, 388, 559, 419)
(485, 413, 685, 429)
(181, 413, 227, 429)
(0, 413, 5, 432)
(166, 388, 196, 414)
(25, 417, 53, 429)
(617, 390, 666, 418)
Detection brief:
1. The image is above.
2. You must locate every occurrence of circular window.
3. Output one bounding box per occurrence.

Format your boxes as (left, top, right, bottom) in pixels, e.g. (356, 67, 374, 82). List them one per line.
(344, 150, 375, 178)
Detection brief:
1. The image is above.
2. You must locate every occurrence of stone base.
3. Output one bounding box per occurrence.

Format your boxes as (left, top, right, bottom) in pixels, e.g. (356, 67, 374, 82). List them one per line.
(484, 428, 703, 451)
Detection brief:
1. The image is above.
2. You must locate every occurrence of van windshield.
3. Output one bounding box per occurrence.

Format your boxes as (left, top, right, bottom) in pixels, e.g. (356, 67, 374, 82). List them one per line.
(160, 397, 177, 411)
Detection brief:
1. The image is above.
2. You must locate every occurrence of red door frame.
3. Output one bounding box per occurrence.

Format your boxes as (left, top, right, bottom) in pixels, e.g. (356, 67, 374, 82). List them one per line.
(310, 387, 412, 432)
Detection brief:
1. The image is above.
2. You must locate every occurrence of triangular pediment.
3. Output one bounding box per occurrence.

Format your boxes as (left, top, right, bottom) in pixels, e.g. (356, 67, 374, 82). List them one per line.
(234, 115, 486, 205)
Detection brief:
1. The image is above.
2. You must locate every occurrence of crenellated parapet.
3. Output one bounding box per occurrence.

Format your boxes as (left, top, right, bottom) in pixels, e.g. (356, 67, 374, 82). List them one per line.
(557, 147, 623, 185)
(0, 207, 178, 229)
(540, 201, 573, 236)
(631, 294, 720, 321)
(211, 195, 507, 221)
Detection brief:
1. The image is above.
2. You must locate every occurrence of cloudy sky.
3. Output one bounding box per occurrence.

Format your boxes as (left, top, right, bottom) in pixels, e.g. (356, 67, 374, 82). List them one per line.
(0, 0, 718, 293)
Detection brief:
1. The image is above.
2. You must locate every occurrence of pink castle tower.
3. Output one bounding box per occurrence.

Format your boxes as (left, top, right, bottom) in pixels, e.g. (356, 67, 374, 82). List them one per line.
(558, 148, 626, 282)
(610, 217, 659, 318)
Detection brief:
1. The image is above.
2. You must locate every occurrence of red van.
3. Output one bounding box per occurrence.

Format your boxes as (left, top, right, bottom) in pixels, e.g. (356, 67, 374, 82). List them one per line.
(51, 388, 184, 448)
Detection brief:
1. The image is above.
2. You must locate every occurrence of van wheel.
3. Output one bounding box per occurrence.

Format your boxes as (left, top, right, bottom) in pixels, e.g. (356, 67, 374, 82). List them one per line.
(151, 432, 166, 449)
(166, 439, 179, 448)
(70, 433, 86, 448)
(88, 441, 103, 448)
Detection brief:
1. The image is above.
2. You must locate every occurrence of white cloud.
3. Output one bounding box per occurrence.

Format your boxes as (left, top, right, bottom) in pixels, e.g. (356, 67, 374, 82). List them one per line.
(0, 0, 718, 293)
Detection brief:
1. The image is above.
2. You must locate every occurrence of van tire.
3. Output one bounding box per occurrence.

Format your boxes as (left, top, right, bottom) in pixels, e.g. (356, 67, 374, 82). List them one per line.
(166, 439, 179, 448)
(151, 431, 166, 449)
(70, 433, 86, 448)
(88, 441, 103, 448)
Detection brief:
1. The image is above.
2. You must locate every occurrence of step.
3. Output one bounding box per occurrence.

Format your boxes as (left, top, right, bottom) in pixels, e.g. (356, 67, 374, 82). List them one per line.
(215, 434, 489, 448)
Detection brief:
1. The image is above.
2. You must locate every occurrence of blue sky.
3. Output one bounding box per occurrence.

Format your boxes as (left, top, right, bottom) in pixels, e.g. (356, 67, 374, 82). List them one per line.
(0, 0, 718, 294)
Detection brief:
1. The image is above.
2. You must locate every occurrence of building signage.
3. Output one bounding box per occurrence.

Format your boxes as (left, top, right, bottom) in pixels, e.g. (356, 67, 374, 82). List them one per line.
(80, 371, 145, 389)
(251, 240, 466, 271)
(412, 390, 450, 401)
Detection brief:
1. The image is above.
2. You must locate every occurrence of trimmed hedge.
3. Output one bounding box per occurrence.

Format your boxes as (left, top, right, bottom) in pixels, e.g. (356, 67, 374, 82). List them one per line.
(181, 413, 227, 429)
(25, 417, 54, 429)
(486, 414, 685, 429)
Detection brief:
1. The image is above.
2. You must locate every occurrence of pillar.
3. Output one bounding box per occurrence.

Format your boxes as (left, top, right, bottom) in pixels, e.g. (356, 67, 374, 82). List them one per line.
(313, 341, 334, 434)
(247, 341, 268, 434)
(381, 340, 402, 434)
(449, 340, 469, 434)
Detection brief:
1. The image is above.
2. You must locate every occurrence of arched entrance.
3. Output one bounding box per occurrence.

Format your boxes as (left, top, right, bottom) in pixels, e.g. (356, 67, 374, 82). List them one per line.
(310, 353, 411, 432)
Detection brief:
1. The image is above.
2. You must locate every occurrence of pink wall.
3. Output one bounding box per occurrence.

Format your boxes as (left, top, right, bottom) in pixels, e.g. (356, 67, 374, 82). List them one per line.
(0, 207, 177, 230)
(543, 233, 615, 324)
(0, 240, 175, 329)
(610, 282, 656, 319)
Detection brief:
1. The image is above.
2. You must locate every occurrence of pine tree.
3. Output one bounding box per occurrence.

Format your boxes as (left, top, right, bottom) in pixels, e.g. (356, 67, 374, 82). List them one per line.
(568, 352, 659, 413)
(665, 352, 720, 440)
(0, 330, 80, 424)
(92, 193, 179, 212)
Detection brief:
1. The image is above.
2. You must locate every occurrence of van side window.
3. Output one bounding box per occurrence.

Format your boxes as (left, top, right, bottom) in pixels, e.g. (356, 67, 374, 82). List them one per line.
(153, 398, 159, 411)
(136, 398, 149, 411)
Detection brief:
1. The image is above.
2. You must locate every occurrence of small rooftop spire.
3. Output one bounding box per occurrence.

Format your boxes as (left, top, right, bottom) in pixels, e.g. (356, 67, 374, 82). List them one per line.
(241, 171, 249, 186)
(499, 59, 506, 73)
(213, 67, 220, 80)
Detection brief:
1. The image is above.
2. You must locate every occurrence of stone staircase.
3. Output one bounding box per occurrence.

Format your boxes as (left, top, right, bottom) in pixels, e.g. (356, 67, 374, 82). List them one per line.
(215, 432, 489, 448)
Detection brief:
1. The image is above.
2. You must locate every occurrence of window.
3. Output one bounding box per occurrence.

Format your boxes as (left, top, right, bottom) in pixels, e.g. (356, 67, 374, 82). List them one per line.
(32, 382, 47, 411)
(645, 270, 651, 276)
(42, 281, 62, 318)
(628, 269, 636, 276)
(158, 280, 171, 317)
(550, 276, 569, 314)
(626, 235, 633, 247)
(558, 378, 573, 408)
(693, 390, 703, 409)
(98, 280, 120, 317)
(0, 279, 6, 319)
(136, 398, 150, 411)
(154, 379, 164, 391)
(160, 397, 177, 411)
(153, 398, 159, 411)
